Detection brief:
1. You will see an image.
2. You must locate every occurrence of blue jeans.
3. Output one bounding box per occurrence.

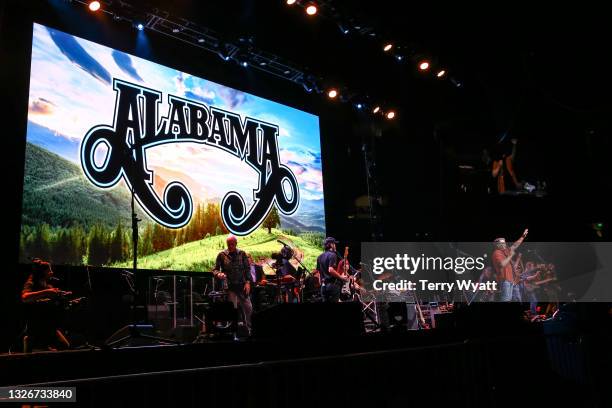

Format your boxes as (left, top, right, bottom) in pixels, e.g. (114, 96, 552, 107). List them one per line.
(500, 281, 522, 302)
(321, 283, 341, 303)
(525, 289, 538, 314)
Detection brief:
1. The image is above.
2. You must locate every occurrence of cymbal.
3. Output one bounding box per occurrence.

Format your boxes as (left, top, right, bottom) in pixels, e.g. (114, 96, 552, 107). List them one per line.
(262, 263, 277, 276)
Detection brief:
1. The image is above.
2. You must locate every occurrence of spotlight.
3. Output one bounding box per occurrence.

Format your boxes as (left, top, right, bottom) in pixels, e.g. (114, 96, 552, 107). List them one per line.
(198, 38, 205, 43)
(419, 61, 430, 71)
(383, 43, 393, 52)
(88, 1, 101, 12)
(136, 23, 144, 31)
(242, 61, 248, 67)
(373, 106, 380, 114)
(338, 23, 350, 34)
(386, 111, 396, 120)
(306, 4, 318, 15)
(356, 103, 363, 109)
(450, 78, 462, 88)
(327, 89, 338, 98)
(437, 70, 446, 78)
(396, 55, 403, 61)
(286, 0, 297, 4)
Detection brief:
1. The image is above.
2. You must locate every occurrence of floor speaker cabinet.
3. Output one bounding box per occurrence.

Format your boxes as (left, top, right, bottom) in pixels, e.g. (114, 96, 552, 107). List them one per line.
(252, 302, 364, 339)
(387, 302, 419, 330)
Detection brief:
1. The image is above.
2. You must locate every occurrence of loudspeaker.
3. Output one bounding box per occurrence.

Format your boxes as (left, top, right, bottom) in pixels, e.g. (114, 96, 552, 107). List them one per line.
(387, 302, 418, 330)
(252, 303, 364, 339)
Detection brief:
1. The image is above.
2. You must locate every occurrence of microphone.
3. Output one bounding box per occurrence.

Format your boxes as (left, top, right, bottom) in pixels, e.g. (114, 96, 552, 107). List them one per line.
(277, 239, 290, 247)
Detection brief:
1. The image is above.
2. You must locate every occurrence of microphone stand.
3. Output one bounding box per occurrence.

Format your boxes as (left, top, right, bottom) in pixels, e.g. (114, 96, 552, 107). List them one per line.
(104, 138, 179, 348)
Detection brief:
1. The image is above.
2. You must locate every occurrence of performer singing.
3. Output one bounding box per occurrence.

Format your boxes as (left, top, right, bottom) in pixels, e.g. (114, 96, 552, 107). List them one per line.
(316, 237, 349, 303)
(492, 138, 521, 193)
(491, 228, 528, 302)
(213, 235, 253, 335)
(21, 259, 71, 352)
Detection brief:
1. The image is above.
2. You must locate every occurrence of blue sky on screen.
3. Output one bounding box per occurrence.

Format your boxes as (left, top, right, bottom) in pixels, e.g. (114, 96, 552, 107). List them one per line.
(26, 23, 325, 229)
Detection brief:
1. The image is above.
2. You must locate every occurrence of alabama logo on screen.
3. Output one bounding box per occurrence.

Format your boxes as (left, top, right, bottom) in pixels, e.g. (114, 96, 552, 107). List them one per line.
(80, 79, 299, 235)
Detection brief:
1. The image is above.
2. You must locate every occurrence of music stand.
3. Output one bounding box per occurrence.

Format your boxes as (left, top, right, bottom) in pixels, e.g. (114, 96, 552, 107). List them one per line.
(104, 271, 180, 348)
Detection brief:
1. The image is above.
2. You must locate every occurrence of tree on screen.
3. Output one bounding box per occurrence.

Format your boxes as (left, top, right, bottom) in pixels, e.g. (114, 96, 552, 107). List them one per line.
(262, 207, 280, 234)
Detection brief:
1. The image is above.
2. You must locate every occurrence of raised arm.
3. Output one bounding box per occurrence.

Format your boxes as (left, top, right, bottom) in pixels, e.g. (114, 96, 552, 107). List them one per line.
(510, 228, 529, 251)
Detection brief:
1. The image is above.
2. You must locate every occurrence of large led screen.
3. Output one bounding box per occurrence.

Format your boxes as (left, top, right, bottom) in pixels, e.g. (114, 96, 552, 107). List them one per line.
(20, 23, 325, 271)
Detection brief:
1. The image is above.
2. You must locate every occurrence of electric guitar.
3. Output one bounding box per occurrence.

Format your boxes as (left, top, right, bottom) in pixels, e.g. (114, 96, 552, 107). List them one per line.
(337, 247, 353, 296)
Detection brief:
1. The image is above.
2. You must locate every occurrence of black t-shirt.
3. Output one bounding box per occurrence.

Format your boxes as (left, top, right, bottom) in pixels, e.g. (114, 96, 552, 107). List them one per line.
(316, 250, 339, 284)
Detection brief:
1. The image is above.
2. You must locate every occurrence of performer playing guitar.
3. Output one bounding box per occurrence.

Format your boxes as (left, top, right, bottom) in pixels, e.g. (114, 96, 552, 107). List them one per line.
(337, 247, 351, 298)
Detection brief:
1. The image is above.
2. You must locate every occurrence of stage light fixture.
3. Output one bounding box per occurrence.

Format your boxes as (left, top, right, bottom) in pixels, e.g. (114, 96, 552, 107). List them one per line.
(373, 106, 380, 114)
(286, 0, 297, 4)
(306, 4, 318, 15)
(437, 70, 446, 78)
(89, 1, 101, 12)
(136, 23, 144, 31)
(386, 111, 396, 119)
(327, 89, 338, 98)
(383, 43, 393, 52)
(198, 38, 205, 43)
(396, 55, 403, 61)
(356, 103, 363, 109)
(419, 61, 430, 71)
(450, 78, 462, 88)
(242, 61, 248, 67)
